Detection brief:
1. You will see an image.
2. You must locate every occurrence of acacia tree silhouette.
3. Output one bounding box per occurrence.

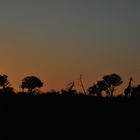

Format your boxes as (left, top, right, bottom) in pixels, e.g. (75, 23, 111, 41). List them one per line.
(21, 76, 43, 93)
(103, 74, 123, 97)
(88, 74, 123, 97)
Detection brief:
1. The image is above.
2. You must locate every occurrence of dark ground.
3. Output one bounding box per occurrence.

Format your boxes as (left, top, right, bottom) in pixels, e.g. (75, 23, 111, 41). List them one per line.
(1, 94, 140, 139)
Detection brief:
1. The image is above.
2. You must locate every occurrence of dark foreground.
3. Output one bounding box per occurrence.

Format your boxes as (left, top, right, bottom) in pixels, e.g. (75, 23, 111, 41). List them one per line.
(1, 93, 140, 113)
(1, 94, 140, 139)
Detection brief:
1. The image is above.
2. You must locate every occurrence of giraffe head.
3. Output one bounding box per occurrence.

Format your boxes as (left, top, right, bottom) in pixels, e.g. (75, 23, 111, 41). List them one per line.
(130, 77, 133, 81)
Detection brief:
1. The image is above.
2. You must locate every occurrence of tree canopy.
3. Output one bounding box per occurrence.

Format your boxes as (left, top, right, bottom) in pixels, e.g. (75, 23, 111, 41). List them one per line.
(0, 74, 10, 89)
(21, 76, 43, 93)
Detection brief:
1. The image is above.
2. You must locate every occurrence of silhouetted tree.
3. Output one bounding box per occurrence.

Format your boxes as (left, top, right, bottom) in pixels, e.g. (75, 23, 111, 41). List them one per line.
(103, 74, 123, 96)
(21, 76, 43, 93)
(0, 74, 10, 89)
(0, 74, 15, 96)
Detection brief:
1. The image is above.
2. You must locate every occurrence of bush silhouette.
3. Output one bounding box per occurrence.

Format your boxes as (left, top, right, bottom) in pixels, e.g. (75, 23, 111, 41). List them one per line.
(131, 85, 140, 97)
(21, 76, 43, 93)
(61, 82, 77, 96)
(88, 80, 106, 97)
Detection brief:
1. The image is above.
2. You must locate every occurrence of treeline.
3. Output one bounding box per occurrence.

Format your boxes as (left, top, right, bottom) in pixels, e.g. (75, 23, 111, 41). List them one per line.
(0, 73, 140, 97)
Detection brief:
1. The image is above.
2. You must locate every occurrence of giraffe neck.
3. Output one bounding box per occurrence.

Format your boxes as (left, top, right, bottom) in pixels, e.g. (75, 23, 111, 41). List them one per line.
(128, 80, 132, 88)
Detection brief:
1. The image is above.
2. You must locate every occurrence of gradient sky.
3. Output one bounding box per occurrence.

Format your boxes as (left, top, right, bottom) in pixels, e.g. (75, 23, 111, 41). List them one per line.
(0, 0, 140, 93)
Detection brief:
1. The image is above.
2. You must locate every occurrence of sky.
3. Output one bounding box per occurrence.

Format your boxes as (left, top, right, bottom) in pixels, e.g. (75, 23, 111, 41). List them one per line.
(0, 0, 140, 93)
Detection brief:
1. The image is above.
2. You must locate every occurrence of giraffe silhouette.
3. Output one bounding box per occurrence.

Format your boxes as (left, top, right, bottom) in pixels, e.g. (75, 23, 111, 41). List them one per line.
(124, 78, 133, 96)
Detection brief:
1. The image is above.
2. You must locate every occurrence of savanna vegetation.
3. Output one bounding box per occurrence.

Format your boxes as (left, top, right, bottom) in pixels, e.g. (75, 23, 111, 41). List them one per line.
(0, 73, 140, 98)
(1, 73, 140, 130)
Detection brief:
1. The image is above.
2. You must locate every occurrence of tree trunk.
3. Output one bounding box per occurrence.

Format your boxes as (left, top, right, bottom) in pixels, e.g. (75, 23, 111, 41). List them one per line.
(80, 75, 87, 95)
